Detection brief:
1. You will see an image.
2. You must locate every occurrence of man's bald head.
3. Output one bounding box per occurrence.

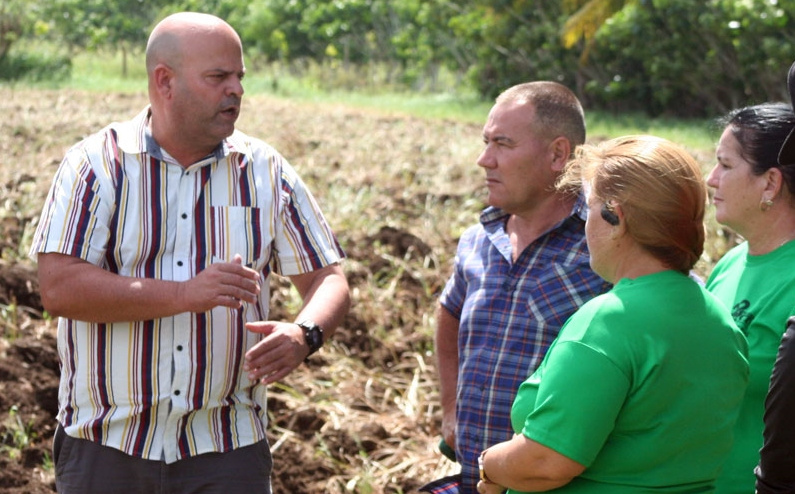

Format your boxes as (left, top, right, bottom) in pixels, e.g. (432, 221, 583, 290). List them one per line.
(144, 12, 246, 165)
(145, 12, 240, 75)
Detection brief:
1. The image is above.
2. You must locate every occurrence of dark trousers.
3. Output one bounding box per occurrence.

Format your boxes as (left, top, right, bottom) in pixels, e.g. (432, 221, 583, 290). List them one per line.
(53, 424, 273, 494)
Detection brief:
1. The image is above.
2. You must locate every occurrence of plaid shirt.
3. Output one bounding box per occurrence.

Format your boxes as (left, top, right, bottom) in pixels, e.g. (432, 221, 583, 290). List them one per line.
(434, 197, 609, 493)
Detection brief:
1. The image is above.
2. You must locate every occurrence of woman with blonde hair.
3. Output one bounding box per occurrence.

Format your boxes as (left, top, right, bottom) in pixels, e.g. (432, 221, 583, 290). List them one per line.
(476, 136, 749, 493)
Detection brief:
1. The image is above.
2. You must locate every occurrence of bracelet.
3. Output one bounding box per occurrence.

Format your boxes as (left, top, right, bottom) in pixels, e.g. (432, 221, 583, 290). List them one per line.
(478, 449, 493, 484)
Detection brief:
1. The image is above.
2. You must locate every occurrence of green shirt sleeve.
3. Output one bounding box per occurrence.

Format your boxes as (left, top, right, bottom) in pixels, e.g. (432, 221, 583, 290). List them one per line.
(522, 340, 630, 466)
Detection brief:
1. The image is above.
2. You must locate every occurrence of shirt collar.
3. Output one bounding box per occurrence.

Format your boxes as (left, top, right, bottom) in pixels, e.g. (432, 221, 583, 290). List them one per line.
(116, 106, 243, 165)
(480, 190, 589, 226)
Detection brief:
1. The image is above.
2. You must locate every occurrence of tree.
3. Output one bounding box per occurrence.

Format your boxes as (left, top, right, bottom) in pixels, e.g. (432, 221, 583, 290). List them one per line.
(561, 0, 636, 61)
(580, 0, 795, 116)
(43, 0, 171, 76)
(0, 0, 38, 63)
(445, 0, 581, 99)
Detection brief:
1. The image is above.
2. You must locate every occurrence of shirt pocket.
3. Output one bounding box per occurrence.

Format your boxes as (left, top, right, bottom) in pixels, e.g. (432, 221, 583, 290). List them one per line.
(208, 206, 267, 269)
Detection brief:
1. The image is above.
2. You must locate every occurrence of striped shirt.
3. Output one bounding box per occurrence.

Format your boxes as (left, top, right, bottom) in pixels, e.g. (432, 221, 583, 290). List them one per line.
(439, 198, 609, 493)
(29, 107, 345, 463)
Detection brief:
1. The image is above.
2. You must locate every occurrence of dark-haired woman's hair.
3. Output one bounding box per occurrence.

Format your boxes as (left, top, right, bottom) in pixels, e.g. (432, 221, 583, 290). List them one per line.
(722, 102, 795, 196)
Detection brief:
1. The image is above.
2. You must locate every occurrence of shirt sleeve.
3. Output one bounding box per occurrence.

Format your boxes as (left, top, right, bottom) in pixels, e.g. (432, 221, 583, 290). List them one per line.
(756, 316, 795, 493)
(29, 143, 114, 266)
(438, 230, 473, 319)
(522, 340, 630, 466)
(269, 158, 344, 276)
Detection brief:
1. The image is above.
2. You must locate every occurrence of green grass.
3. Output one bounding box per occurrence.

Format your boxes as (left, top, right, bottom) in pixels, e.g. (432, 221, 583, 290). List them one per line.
(27, 49, 718, 154)
(67, 50, 148, 92)
(0, 406, 35, 460)
(587, 111, 718, 153)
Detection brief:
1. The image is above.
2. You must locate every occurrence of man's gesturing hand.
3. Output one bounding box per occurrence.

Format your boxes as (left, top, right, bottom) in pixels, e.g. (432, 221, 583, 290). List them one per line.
(179, 254, 261, 313)
(244, 322, 308, 384)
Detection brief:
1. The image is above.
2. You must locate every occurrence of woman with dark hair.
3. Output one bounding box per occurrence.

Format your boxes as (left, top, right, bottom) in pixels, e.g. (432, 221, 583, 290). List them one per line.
(753, 61, 795, 494)
(475, 135, 749, 494)
(707, 101, 795, 494)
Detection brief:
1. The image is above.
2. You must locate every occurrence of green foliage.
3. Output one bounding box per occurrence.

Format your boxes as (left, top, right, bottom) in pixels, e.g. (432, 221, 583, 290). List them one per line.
(0, 0, 48, 63)
(233, 0, 468, 92)
(583, 0, 795, 116)
(0, 302, 19, 340)
(0, 47, 71, 81)
(6, 0, 795, 116)
(42, 0, 167, 50)
(0, 406, 36, 459)
(561, 0, 635, 57)
(445, 0, 583, 99)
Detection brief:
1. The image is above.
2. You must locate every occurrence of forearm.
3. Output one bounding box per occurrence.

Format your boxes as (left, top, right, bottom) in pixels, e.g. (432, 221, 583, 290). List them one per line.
(39, 258, 187, 322)
(482, 434, 584, 492)
(435, 305, 460, 417)
(290, 264, 350, 338)
(37, 252, 261, 323)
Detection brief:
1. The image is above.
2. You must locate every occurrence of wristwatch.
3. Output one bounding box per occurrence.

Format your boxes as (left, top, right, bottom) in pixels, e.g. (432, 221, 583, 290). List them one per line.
(297, 320, 324, 358)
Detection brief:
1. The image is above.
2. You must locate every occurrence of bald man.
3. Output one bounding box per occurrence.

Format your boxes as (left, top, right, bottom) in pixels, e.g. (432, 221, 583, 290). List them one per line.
(30, 12, 350, 493)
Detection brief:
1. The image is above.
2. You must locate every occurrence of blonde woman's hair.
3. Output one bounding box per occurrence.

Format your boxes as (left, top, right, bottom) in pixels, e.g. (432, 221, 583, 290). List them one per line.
(558, 135, 706, 273)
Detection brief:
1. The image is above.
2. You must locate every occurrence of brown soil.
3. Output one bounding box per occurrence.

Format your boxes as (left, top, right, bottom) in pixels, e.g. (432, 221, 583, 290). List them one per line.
(0, 88, 481, 493)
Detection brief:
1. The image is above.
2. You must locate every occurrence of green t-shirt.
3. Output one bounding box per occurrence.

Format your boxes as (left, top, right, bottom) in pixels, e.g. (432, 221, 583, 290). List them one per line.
(707, 240, 795, 494)
(510, 270, 749, 493)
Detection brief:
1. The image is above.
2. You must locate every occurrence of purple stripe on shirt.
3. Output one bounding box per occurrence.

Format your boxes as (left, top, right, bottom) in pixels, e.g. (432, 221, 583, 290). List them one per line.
(131, 320, 156, 456)
(281, 179, 322, 270)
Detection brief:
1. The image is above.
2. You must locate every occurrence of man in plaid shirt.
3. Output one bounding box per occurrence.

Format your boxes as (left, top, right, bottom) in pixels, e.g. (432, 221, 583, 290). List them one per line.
(423, 82, 609, 494)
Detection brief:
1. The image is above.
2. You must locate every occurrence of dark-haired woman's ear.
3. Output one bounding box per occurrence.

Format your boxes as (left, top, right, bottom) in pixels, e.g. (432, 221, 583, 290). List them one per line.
(764, 166, 784, 201)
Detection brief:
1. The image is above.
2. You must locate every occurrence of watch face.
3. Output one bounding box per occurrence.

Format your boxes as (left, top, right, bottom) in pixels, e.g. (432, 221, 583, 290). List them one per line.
(308, 327, 321, 346)
(299, 321, 323, 354)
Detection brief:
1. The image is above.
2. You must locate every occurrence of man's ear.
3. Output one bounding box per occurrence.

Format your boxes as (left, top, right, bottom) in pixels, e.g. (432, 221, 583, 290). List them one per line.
(549, 136, 572, 172)
(152, 64, 174, 98)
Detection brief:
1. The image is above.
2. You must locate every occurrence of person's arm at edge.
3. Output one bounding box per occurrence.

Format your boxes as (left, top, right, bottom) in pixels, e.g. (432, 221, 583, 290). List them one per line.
(37, 251, 261, 322)
(436, 303, 460, 449)
(480, 433, 585, 493)
(756, 317, 795, 494)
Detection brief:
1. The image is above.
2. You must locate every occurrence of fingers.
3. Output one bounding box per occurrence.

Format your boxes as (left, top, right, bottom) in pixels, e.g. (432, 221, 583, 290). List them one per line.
(255, 364, 293, 385)
(181, 258, 263, 312)
(207, 260, 261, 304)
(244, 321, 275, 334)
(244, 346, 300, 384)
(244, 323, 306, 383)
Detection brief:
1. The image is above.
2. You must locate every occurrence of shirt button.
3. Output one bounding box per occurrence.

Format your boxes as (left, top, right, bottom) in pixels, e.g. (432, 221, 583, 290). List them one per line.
(176, 345, 183, 351)
(181, 213, 188, 219)
(177, 261, 183, 267)
(174, 390, 181, 396)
